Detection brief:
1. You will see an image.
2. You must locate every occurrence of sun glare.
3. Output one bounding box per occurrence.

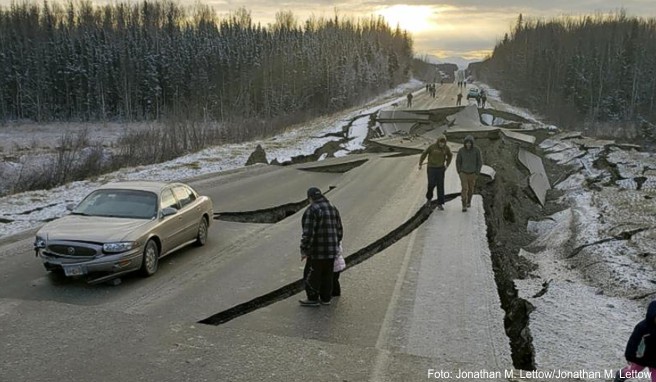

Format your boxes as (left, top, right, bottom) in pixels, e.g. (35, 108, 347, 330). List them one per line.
(376, 5, 433, 34)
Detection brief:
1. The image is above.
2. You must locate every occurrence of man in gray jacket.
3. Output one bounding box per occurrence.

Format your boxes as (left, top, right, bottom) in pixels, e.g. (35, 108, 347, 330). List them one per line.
(455, 135, 483, 212)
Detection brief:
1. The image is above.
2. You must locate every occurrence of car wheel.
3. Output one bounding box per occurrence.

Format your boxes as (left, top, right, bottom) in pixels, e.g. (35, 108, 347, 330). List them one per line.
(140, 239, 159, 277)
(195, 217, 208, 247)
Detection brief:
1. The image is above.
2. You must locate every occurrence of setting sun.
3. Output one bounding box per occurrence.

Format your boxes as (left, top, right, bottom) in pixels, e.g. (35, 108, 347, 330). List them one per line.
(376, 4, 434, 34)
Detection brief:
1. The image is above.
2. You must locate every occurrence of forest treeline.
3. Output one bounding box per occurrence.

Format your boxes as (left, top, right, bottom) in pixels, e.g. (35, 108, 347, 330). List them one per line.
(471, 12, 656, 140)
(0, 1, 413, 136)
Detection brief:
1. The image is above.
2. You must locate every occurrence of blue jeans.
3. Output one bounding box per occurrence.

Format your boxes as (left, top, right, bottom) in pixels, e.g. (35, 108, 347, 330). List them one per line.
(426, 166, 445, 204)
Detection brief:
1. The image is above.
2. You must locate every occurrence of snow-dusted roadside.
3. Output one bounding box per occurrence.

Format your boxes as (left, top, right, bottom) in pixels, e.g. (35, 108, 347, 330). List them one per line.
(459, 81, 656, 378)
(0, 79, 423, 239)
(474, 83, 656, 377)
(475, 82, 564, 130)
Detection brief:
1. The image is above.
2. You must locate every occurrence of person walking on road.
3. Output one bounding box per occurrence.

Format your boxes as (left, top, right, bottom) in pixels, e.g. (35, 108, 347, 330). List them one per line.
(419, 135, 452, 210)
(299, 187, 343, 307)
(456, 92, 463, 106)
(456, 135, 483, 212)
(406, 92, 413, 108)
(614, 301, 656, 382)
(480, 90, 487, 108)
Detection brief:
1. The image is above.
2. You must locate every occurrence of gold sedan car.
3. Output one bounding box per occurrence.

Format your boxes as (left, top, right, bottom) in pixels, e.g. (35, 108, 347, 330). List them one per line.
(34, 181, 213, 283)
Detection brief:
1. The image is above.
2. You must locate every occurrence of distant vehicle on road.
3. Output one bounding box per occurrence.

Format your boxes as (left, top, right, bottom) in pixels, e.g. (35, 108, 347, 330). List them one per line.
(33, 181, 213, 283)
(467, 87, 480, 101)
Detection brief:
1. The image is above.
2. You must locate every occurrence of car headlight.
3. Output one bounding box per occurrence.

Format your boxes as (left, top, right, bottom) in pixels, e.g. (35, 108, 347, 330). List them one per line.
(34, 236, 47, 249)
(103, 241, 138, 254)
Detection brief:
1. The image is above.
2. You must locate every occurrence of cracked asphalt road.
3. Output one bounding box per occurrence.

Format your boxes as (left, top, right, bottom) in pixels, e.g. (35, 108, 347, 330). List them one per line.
(0, 85, 523, 381)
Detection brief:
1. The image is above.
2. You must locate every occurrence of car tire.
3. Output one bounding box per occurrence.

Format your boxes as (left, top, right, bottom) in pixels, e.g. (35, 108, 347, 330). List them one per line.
(140, 239, 159, 277)
(195, 217, 208, 247)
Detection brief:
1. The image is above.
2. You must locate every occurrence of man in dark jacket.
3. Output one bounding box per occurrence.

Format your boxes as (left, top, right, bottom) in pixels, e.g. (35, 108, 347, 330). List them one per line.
(299, 187, 343, 307)
(455, 135, 483, 212)
(419, 135, 453, 210)
(615, 301, 656, 381)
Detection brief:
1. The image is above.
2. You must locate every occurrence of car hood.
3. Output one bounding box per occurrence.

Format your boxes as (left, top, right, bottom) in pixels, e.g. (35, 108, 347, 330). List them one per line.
(38, 215, 154, 243)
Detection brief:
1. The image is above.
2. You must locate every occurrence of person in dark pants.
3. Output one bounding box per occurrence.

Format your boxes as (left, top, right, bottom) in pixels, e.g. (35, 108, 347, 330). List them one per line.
(456, 135, 483, 212)
(480, 90, 487, 108)
(406, 92, 413, 107)
(456, 92, 463, 106)
(299, 187, 343, 307)
(614, 301, 656, 382)
(332, 246, 346, 297)
(419, 135, 452, 210)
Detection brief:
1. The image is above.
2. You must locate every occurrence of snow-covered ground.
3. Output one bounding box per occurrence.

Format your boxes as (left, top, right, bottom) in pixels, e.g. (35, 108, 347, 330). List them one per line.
(0, 79, 422, 239)
(510, 115, 656, 378)
(476, 82, 550, 126)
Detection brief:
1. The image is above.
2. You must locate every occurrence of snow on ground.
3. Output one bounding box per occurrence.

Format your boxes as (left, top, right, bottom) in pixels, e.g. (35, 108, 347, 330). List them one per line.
(520, 128, 656, 377)
(475, 82, 541, 123)
(518, 276, 642, 376)
(341, 115, 371, 152)
(0, 79, 423, 239)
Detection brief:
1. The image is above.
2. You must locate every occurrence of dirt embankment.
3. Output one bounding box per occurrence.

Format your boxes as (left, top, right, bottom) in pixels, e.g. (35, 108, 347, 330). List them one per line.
(475, 132, 568, 370)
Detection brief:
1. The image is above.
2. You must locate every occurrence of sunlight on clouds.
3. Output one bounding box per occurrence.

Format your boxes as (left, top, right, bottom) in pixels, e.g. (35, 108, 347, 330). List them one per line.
(375, 5, 434, 34)
(430, 49, 493, 61)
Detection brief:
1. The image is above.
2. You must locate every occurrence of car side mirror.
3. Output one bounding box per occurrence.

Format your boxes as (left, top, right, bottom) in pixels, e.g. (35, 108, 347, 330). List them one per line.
(66, 203, 76, 211)
(161, 207, 178, 218)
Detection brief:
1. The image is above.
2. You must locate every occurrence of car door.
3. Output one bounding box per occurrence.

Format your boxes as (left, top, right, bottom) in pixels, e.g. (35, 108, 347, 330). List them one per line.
(158, 187, 185, 253)
(172, 185, 199, 242)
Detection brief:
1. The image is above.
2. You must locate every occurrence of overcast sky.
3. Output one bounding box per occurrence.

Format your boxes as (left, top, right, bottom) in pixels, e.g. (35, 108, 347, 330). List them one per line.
(205, 0, 656, 63)
(3, 0, 655, 64)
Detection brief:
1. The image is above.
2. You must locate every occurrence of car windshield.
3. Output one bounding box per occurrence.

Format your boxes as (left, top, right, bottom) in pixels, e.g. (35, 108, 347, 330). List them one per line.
(73, 189, 158, 219)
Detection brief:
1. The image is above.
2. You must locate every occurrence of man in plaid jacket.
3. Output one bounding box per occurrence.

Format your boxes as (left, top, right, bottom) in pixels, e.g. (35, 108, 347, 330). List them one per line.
(299, 187, 343, 306)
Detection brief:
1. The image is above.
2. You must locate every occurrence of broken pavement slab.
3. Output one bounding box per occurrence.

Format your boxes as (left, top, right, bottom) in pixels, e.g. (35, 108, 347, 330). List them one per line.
(444, 127, 500, 141)
(292, 153, 375, 173)
(481, 165, 496, 180)
(518, 149, 551, 206)
(500, 129, 537, 146)
(445, 104, 483, 129)
(377, 122, 417, 136)
(369, 135, 432, 154)
(376, 109, 430, 123)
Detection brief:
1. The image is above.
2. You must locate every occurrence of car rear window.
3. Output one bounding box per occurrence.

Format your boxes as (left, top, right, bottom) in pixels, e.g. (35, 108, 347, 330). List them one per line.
(173, 186, 196, 208)
(160, 189, 179, 210)
(74, 189, 158, 219)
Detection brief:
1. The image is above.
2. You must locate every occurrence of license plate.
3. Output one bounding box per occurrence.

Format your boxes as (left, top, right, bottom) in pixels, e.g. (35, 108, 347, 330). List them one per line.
(64, 265, 85, 277)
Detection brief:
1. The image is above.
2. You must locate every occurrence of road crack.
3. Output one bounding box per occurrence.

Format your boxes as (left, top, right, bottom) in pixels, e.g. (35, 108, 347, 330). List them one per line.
(199, 194, 459, 326)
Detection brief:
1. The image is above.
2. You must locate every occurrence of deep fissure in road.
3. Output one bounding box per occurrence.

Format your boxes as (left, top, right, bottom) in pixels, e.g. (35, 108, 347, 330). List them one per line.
(199, 194, 459, 326)
(214, 186, 336, 224)
(478, 137, 549, 371)
(296, 158, 369, 173)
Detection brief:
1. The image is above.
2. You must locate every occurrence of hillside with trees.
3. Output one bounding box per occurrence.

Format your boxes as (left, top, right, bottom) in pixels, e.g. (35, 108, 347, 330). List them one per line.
(0, 1, 413, 139)
(471, 12, 656, 143)
(412, 59, 457, 83)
